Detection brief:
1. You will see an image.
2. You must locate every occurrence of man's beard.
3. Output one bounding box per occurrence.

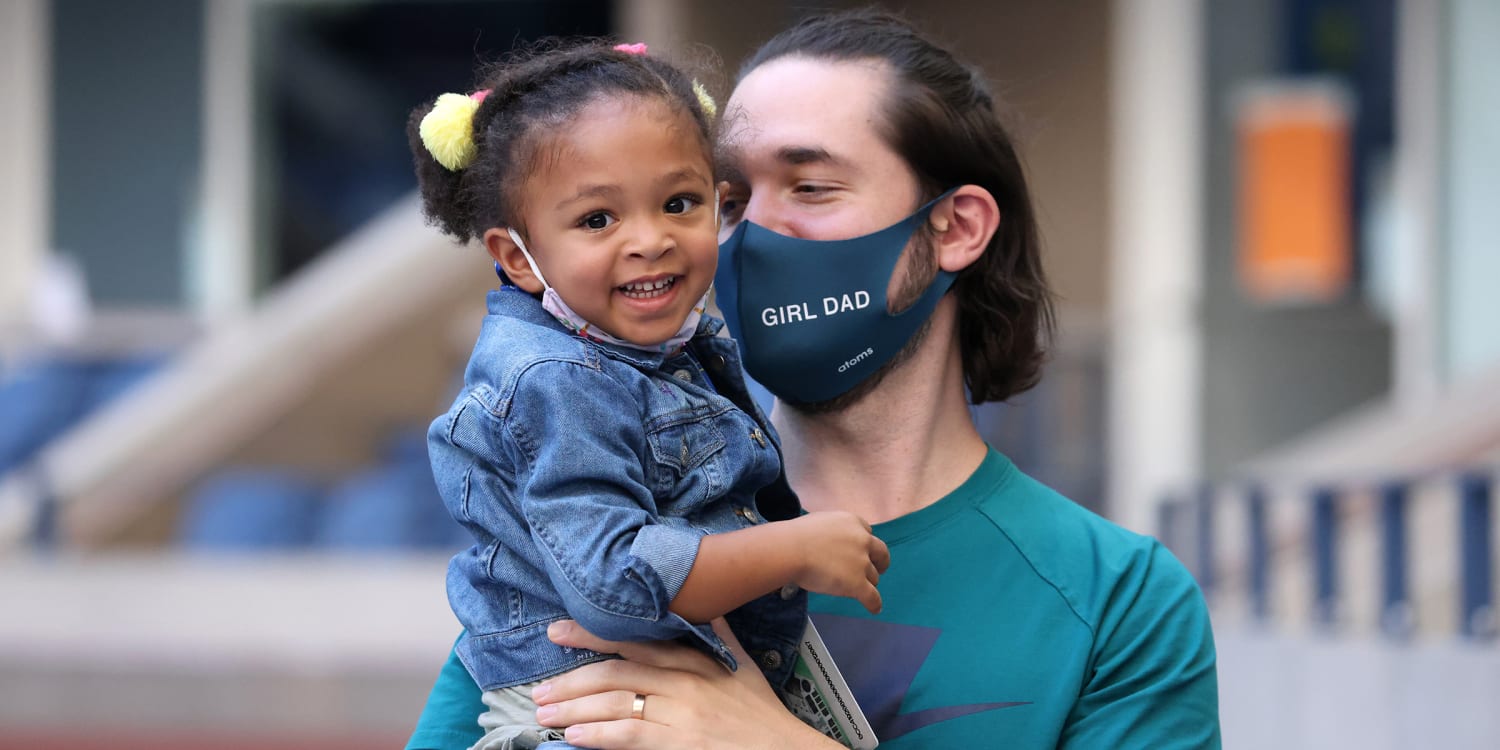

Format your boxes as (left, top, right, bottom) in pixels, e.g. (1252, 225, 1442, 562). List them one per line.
(779, 230, 940, 416)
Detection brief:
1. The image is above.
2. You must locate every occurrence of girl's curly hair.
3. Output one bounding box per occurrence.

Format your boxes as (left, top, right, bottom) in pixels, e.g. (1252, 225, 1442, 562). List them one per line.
(407, 39, 715, 244)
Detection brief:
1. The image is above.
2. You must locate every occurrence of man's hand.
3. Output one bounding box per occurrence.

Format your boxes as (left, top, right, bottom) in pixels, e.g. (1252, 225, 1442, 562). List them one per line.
(533, 619, 843, 750)
(787, 511, 890, 613)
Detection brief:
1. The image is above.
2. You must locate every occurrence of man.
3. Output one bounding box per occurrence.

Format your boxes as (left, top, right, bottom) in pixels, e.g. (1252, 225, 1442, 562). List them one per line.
(408, 9, 1219, 749)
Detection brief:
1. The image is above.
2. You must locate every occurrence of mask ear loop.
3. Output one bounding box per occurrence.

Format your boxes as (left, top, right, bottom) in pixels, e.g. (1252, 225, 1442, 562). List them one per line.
(705, 188, 720, 301)
(506, 228, 550, 290)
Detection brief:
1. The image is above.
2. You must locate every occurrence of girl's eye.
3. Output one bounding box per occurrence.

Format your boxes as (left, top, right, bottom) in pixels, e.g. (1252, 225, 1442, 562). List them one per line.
(580, 212, 615, 230)
(664, 195, 702, 214)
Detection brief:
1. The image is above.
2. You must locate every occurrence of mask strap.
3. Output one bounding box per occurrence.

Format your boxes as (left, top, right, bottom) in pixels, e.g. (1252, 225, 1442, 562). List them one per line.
(506, 228, 550, 290)
(881, 187, 961, 305)
(920, 187, 962, 221)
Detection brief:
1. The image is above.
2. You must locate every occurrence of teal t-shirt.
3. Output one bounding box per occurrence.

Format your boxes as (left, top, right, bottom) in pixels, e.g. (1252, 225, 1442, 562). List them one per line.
(406, 449, 1220, 749)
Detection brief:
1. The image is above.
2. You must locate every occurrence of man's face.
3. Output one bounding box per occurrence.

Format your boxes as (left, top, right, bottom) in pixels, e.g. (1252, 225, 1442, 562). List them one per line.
(717, 57, 922, 253)
(717, 56, 943, 414)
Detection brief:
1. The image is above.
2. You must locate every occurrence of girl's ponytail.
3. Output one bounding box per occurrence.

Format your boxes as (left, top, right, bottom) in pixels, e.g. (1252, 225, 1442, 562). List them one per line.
(406, 98, 480, 242)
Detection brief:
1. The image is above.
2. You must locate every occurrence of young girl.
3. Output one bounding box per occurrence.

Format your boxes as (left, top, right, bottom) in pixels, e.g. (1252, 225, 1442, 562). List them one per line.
(408, 41, 889, 749)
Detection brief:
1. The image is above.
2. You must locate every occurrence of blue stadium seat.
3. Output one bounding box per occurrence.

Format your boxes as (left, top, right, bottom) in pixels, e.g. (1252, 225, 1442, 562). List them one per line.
(316, 429, 455, 551)
(85, 354, 168, 411)
(178, 469, 323, 550)
(0, 354, 171, 477)
(0, 359, 92, 475)
(316, 462, 454, 551)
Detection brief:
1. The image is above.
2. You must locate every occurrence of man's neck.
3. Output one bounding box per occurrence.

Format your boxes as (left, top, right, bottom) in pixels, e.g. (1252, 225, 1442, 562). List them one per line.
(772, 302, 989, 524)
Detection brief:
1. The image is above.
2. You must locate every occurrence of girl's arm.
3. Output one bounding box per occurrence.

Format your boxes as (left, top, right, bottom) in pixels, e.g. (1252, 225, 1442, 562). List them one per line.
(670, 510, 890, 622)
(495, 360, 885, 641)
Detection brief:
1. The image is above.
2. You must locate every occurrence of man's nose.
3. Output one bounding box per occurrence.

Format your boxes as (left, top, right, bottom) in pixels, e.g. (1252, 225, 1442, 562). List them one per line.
(741, 194, 794, 237)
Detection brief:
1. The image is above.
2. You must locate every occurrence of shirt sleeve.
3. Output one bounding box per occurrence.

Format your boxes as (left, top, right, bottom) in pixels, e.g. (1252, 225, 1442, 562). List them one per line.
(404, 637, 485, 750)
(1059, 542, 1222, 749)
(458, 358, 716, 646)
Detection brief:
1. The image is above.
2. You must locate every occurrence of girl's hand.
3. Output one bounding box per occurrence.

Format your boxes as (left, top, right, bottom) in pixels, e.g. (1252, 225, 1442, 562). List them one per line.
(788, 511, 890, 613)
(534, 619, 843, 750)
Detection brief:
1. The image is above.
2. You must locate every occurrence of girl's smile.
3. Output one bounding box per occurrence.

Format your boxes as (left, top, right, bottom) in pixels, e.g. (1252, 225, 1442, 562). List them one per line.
(485, 95, 718, 348)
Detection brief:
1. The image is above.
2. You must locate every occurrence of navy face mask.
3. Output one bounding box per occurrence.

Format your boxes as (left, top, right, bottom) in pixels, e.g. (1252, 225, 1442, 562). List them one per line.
(715, 190, 958, 404)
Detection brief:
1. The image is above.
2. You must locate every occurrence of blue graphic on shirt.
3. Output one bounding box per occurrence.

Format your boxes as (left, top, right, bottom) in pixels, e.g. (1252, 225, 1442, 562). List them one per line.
(810, 613, 1030, 740)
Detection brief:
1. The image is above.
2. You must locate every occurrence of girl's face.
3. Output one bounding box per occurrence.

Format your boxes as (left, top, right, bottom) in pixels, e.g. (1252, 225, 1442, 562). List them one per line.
(490, 96, 717, 347)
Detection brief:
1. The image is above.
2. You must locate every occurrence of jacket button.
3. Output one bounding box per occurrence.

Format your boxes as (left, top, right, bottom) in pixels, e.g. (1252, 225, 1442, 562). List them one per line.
(707, 353, 728, 370)
(672, 369, 693, 382)
(779, 584, 800, 600)
(758, 650, 783, 670)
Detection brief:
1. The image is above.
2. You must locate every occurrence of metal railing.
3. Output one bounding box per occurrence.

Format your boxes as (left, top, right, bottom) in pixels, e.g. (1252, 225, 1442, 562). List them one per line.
(1161, 470, 1497, 640)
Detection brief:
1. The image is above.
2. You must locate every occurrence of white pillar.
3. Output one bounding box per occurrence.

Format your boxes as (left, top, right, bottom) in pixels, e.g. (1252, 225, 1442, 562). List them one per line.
(0, 0, 51, 340)
(1441, 0, 1500, 382)
(1107, 0, 1205, 534)
(192, 0, 256, 323)
(1389, 0, 1445, 406)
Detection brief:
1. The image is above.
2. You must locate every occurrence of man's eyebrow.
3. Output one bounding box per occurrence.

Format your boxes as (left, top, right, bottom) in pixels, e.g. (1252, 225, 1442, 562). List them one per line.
(776, 145, 846, 168)
(712, 144, 850, 183)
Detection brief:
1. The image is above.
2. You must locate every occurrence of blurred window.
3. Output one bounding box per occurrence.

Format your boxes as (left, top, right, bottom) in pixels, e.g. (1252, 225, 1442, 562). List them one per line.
(255, 1, 612, 284)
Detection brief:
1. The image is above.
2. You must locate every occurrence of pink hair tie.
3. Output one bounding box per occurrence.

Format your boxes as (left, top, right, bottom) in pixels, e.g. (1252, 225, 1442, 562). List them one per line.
(469, 89, 489, 103)
(613, 42, 649, 55)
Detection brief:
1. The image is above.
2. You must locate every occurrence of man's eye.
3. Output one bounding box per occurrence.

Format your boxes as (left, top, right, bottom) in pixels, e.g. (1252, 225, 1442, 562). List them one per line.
(719, 196, 746, 221)
(664, 195, 701, 214)
(580, 212, 615, 230)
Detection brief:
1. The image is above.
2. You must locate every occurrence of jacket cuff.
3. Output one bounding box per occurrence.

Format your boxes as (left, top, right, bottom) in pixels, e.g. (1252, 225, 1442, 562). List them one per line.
(629, 523, 704, 603)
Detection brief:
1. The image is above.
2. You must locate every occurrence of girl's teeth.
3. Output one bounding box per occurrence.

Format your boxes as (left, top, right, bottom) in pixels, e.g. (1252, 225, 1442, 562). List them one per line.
(620, 277, 676, 298)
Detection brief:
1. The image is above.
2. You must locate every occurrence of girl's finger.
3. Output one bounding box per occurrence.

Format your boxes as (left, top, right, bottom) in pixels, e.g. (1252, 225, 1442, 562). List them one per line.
(872, 538, 891, 573)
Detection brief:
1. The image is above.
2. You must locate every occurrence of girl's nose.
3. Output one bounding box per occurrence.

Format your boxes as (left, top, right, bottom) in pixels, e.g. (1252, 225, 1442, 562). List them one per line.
(627, 219, 675, 260)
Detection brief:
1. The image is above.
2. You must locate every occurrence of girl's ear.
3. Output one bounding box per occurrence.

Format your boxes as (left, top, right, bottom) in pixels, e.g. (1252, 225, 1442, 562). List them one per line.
(931, 184, 1000, 274)
(484, 227, 544, 293)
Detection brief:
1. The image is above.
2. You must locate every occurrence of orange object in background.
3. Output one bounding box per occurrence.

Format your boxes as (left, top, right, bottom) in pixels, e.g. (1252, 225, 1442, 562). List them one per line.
(1236, 83, 1354, 304)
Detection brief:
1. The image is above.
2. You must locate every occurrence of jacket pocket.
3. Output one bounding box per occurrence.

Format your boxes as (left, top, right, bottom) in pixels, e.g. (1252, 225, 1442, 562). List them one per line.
(645, 411, 728, 507)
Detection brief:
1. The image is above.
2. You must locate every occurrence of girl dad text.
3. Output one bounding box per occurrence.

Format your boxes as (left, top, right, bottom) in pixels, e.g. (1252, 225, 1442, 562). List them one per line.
(760, 291, 871, 327)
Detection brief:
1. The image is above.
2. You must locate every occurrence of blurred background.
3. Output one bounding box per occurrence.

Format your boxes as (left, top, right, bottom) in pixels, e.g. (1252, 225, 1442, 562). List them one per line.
(0, 0, 1494, 747)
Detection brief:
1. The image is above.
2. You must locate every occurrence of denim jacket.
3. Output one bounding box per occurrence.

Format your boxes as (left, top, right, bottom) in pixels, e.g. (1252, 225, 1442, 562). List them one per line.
(430, 288, 808, 692)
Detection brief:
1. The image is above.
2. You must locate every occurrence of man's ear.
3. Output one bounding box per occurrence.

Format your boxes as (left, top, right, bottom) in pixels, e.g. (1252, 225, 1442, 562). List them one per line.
(483, 227, 544, 293)
(930, 185, 1000, 273)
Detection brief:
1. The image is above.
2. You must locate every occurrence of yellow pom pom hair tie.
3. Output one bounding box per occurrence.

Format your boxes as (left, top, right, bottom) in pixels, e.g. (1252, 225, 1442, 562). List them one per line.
(419, 89, 488, 172)
(692, 80, 717, 119)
